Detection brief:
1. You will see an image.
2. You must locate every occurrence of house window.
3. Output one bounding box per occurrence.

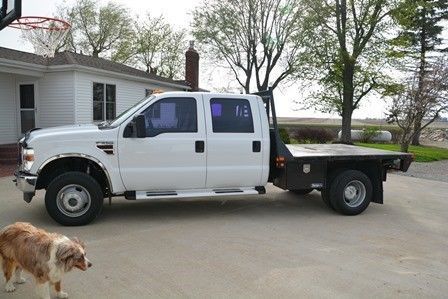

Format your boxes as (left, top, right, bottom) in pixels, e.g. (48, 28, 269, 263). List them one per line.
(210, 98, 254, 133)
(93, 83, 116, 121)
(145, 89, 154, 97)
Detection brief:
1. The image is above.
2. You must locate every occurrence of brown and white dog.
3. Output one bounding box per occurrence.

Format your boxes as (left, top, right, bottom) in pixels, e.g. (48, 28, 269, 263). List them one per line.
(0, 222, 92, 299)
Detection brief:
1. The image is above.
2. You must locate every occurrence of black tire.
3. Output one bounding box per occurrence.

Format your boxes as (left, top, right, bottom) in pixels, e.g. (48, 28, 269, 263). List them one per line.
(328, 170, 372, 215)
(321, 168, 347, 211)
(290, 188, 314, 195)
(45, 172, 104, 226)
(320, 188, 334, 210)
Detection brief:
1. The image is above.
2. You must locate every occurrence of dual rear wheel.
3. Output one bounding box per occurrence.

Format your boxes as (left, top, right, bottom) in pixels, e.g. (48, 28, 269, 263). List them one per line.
(322, 170, 372, 215)
(290, 169, 372, 215)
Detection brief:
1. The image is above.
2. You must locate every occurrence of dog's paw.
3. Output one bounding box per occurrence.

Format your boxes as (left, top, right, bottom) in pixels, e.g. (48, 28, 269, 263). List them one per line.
(16, 277, 26, 284)
(5, 283, 16, 292)
(57, 291, 69, 299)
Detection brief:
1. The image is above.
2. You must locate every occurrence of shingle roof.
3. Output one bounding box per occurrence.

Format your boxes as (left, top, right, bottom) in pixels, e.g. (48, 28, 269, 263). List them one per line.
(0, 47, 190, 88)
(0, 46, 48, 65)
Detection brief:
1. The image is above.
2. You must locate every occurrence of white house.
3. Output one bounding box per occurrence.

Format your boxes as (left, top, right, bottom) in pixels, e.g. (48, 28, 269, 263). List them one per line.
(0, 44, 200, 150)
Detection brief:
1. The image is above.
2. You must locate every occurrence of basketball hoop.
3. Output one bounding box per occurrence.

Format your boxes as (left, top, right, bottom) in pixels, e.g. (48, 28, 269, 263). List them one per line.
(9, 16, 71, 58)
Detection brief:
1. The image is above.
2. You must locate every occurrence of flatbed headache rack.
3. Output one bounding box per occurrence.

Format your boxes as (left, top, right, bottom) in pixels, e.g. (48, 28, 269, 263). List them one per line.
(251, 89, 294, 181)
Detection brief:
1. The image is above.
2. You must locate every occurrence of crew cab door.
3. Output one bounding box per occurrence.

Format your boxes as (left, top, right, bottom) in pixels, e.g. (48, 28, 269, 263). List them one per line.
(203, 94, 264, 188)
(118, 94, 206, 191)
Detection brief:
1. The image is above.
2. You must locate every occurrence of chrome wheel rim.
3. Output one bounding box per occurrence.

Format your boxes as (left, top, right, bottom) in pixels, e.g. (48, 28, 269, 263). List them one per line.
(343, 180, 366, 208)
(56, 184, 91, 217)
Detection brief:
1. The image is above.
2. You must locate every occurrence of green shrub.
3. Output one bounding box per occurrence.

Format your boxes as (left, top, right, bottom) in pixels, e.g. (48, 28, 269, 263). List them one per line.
(293, 128, 335, 144)
(360, 126, 380, 143)
(279, 127, 291, 144)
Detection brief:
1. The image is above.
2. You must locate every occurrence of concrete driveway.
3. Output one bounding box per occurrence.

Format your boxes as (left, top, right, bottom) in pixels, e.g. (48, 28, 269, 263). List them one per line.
(0, 174, 447, 298)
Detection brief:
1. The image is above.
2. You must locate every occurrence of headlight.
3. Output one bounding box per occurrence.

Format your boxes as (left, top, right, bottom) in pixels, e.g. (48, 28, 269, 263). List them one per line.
(22, 148, 35, 171)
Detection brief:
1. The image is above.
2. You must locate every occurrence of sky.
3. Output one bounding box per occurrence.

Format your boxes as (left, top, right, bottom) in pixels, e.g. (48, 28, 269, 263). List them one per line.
(0, 0, 446, 119)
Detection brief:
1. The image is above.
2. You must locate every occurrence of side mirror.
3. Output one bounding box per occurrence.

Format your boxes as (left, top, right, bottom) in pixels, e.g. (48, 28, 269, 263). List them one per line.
(123, 123, 133, 138)
(135, 114, 146, 138)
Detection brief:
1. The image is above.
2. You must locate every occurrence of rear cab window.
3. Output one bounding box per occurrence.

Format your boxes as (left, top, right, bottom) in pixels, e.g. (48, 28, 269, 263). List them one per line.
(210, 98, 254, 133)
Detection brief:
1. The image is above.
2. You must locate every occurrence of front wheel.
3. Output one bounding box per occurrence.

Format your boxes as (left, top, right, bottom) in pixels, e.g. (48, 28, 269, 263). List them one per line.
(328, 170, 372, 215)
(45, 172, 104, 226)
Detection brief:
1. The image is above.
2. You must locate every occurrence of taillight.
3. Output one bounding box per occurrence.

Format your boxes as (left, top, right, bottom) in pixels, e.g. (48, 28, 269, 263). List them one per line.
(275, 156, 286, 168)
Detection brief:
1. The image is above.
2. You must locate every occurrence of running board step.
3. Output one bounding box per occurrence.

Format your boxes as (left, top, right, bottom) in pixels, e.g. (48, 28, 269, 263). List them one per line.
(131, 188, 261, 200)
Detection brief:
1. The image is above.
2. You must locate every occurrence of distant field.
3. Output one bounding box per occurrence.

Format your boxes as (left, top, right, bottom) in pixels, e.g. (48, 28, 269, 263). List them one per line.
(277, 117, 448, 129)
(356, 143, 448, 162)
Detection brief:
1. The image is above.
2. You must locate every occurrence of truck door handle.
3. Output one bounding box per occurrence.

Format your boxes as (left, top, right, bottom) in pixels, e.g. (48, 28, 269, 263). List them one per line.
(195, 140, 205, 153)
(253, 141, 261, 152)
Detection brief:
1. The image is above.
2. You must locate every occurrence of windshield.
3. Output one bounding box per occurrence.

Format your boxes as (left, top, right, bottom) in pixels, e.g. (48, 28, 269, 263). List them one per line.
(105, 95, 155, 127)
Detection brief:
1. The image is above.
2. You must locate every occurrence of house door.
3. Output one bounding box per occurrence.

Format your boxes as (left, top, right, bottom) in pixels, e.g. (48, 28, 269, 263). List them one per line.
(19, 84, 36, 134)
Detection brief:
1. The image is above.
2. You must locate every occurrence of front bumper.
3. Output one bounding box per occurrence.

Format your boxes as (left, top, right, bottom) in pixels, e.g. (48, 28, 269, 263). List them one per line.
(13, 171, 37, 203)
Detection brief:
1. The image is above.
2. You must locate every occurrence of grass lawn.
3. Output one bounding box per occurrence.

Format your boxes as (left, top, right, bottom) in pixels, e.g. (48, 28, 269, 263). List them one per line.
(355, 143, 448, 162)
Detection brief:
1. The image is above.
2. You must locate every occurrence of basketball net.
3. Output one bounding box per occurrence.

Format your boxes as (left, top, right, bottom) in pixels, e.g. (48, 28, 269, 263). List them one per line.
(9, 17, 71, 58)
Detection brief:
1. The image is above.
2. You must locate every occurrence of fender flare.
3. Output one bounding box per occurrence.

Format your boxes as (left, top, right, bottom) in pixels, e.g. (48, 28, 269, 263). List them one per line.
(37, 153, 114, 193)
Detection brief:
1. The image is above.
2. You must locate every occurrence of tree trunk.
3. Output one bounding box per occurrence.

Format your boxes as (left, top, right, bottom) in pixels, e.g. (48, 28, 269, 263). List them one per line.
(340, 60, 355, 144)
(244, 70, 252, 94)
(411, 117, 422, 145)
(400, 140, 410, 152)
(399, 129, 412, 152)
(92, 50, 99, 58)
(413, 9, 427, 146)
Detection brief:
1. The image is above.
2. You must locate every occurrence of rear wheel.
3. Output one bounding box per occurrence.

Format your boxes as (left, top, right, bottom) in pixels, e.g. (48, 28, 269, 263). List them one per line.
(320, 189, 334, 210)
(45, 172, 104, 226)
(328, 170, 372, 215)
(290, 188, 314, 195)
(321, 168, 347, 210)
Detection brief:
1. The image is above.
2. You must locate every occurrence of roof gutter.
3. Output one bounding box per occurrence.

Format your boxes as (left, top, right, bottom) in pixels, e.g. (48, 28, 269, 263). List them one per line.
(48, 64, 192, 90)
(0, 58, 46, 77)
(0, 58, 191, 90)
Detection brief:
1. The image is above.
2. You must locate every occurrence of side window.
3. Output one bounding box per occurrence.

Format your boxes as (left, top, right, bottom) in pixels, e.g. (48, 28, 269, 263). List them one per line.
(142, 98, 197, 137)
(210, 98, 254, 133)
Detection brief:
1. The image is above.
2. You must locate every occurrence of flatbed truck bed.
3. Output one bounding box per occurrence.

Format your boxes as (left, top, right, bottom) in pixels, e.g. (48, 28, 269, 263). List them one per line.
(253, 89, 413, 215)
(286, 144, 411, 161)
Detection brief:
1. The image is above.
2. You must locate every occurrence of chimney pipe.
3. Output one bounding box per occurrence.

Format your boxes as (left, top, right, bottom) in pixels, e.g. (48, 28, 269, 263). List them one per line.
(185, 41, 199, 91)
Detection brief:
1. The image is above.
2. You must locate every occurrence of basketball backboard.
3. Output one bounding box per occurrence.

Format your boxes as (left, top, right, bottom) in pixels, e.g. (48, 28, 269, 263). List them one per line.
(0, 0, 21, 30)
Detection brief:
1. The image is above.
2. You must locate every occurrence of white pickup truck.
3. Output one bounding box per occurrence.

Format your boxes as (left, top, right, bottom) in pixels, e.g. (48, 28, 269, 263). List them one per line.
(14, 89, 413, 226)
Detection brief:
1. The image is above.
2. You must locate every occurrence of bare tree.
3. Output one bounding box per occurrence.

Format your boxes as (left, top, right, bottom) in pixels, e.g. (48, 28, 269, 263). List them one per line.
(387, 57, 448, 152)
(131, 15, 186, 79)
(390, 0, 448, 145)
(57, 0, 133, 58)
(192, 0, 303, 93)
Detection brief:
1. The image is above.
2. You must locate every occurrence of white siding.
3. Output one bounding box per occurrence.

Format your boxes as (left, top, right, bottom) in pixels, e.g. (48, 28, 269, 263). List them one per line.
(0, 67, 187, 145)
(0, 73, 18, 144)
(74, 71, 184, 124)
(38, 72, 75, 127)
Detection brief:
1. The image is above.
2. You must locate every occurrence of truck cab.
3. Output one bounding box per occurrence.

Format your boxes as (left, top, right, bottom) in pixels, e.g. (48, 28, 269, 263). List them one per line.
(117, 92, 269, 193)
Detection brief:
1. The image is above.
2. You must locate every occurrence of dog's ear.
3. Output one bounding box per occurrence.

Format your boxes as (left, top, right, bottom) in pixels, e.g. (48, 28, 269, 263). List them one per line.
(71, 237, 86, 249)
(56, 242, 77, 271)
